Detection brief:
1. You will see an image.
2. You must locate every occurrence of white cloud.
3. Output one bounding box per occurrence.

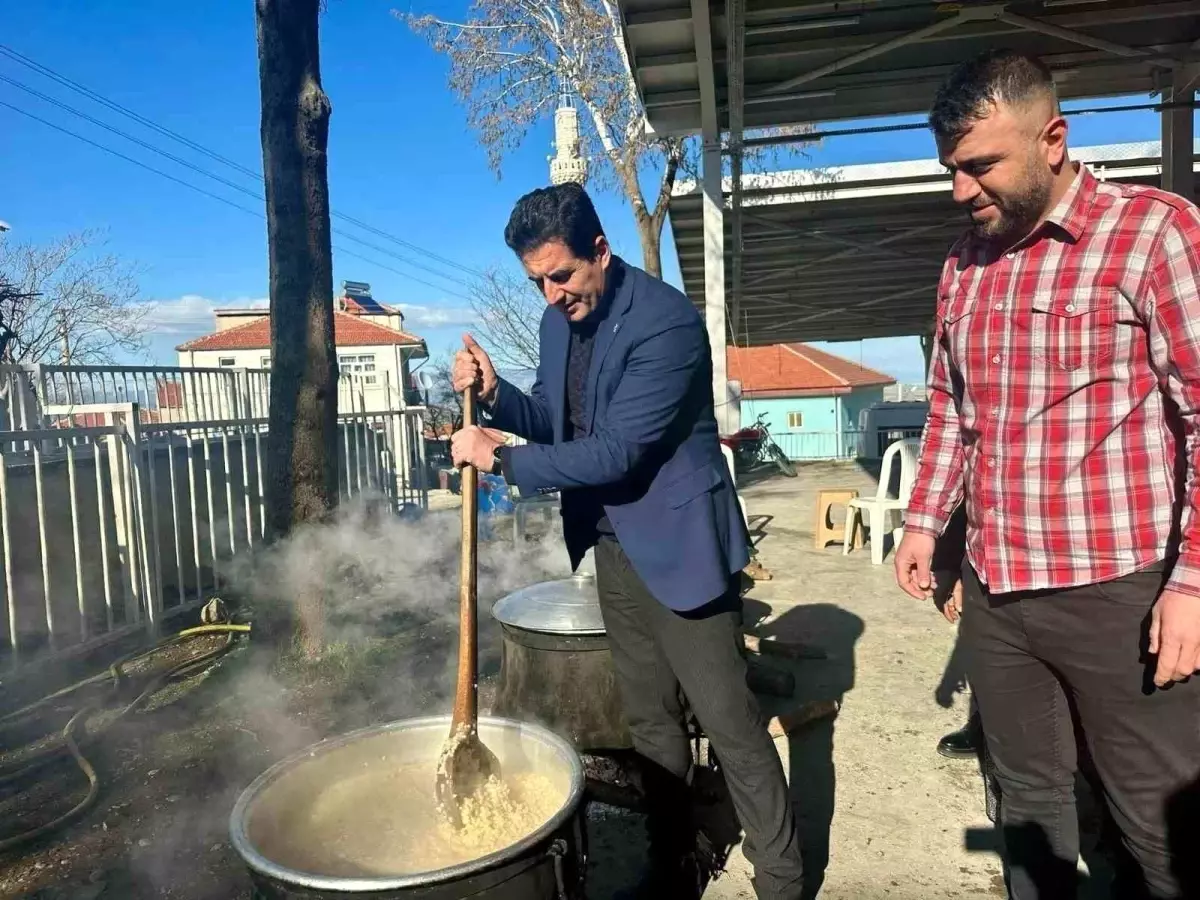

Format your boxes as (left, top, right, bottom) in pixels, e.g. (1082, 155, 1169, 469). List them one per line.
(397, 303, 477, 329)
(140, 294, 267, 336)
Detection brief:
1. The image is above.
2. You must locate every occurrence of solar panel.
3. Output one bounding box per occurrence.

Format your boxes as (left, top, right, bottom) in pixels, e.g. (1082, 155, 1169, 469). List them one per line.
(340, 280, 387, 314)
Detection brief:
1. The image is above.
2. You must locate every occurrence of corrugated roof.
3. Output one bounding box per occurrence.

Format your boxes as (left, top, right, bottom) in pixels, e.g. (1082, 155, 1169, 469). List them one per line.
(727, 343, 894, 395)
(176, 311, 424, 352)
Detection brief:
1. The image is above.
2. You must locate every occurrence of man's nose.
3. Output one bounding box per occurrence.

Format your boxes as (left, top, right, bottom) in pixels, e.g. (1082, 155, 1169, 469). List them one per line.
(544, 284, 566, 306)
(952, 171, 980, 206)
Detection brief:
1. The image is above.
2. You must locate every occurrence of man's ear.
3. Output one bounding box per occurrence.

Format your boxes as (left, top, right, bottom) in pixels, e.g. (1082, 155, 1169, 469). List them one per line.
(595, 234, 612, 267)
(1042, 114, 1068, 170)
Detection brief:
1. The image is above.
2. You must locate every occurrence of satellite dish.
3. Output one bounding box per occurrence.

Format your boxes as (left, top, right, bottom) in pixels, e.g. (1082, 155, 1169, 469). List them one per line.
(416, 370, 436, 392)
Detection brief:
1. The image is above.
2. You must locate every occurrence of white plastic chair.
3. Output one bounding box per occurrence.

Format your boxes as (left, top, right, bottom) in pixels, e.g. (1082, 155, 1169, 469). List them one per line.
(843, 437, 921, 564)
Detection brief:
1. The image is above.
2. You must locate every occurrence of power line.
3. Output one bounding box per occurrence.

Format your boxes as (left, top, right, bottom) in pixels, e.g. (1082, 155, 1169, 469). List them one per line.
(0, 99, 475, 303)
(0, 81, 477, 292)
(0, 74, 476, 290)
(0, 42, 487, 280)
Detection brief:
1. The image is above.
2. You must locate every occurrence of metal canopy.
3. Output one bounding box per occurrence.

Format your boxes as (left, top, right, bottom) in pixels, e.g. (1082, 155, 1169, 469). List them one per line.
(669, 140, 1200, 344)
(620, 0, 1200, 135)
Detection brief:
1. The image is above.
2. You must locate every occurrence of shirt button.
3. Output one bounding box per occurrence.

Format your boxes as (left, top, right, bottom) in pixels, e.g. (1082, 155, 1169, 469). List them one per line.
(992, 354, 1001, 364)
(1065, 303, 1076, 312)
(987, 459, 996, 468)
(1006, 252, 1015, 260)
(994, 303, 1004, 311)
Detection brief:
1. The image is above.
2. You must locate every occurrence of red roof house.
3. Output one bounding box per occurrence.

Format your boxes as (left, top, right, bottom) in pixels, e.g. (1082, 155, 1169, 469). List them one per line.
(726, 343, 896, 459)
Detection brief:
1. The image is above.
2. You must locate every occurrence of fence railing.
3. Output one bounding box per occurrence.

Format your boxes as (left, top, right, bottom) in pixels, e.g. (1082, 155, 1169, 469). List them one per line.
(2, 363, 401, 433)
(0, 370, 429, 678)
(773, 429, 866, 461)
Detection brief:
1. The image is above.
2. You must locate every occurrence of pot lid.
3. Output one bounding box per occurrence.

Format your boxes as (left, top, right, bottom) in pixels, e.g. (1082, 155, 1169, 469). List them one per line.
(491, 570, 604, 635)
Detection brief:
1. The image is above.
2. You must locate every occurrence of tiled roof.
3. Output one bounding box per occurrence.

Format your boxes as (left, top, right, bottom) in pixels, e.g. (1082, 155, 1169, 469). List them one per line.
(727, 343, 895, 396)
(176, 311, 424, 352)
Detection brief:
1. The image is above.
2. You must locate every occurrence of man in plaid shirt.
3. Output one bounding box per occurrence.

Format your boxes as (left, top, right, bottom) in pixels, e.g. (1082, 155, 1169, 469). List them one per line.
(894, 50, 1200, 898)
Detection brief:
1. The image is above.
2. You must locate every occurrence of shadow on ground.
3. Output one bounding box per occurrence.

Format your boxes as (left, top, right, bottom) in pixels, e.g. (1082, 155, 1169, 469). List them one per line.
(743, 596, 865, 899)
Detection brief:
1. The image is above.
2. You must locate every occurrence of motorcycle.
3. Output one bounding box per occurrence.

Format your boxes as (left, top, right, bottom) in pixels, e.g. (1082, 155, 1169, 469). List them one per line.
(720, 412, 797, 478)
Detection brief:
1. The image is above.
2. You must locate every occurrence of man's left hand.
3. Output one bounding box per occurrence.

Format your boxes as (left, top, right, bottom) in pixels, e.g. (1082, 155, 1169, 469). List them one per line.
(1149, 589, 1200, 687)
(451, 425, 507, 472)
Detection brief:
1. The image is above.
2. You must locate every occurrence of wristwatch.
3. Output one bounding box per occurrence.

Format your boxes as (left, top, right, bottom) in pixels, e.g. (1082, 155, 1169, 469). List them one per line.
(491, 445, 504, 477)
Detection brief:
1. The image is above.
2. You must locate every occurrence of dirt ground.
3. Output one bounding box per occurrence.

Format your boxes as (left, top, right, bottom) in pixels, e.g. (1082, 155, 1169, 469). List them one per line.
(0, 461, 1079, 899)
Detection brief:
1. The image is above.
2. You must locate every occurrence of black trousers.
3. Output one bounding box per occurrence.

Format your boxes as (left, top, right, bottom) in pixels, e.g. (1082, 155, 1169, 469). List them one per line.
(594, 536, 805, 900)
(961, 561, 1200, 899)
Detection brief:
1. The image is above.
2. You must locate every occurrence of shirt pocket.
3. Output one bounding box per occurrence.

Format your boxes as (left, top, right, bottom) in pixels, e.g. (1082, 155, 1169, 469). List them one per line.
(1029, 291, 1119, 372)
(939, 292, 976, 367)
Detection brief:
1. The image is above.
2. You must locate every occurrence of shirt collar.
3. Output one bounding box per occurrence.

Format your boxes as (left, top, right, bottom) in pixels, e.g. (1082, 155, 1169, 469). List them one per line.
(1040, 162, 1093, 243)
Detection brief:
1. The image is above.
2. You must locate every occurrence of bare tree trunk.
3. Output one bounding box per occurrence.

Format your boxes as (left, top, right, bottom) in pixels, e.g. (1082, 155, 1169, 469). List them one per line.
(256, 0, 337, 657)
(636, 215, 663, 279)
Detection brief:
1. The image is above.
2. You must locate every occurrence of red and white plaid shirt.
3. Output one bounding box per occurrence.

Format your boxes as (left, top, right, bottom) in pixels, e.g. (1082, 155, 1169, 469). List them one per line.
(906, 164, 1200, 596)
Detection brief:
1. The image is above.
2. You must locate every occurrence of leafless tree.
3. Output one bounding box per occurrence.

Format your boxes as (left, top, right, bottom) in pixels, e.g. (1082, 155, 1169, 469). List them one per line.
(0, 231, 146, 364)
(419, 353, 464, 439)
(256, 0, 337, 658)
(403, 0, 815, 279)
(468, 267, 541, 375)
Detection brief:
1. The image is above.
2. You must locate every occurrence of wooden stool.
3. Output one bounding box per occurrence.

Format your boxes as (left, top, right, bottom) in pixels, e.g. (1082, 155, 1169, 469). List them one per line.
(815, 489, 860, 549)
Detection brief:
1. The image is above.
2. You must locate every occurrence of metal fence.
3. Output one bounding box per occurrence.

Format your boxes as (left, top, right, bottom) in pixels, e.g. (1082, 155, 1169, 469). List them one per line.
(0, 363, 428, 678)
(771, 428, 926, 461)
(773, 429, 866, 461)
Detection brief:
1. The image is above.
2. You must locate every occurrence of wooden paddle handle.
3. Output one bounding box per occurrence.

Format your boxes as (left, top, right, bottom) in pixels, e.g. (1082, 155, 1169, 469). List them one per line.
(452, 387, 479, 730)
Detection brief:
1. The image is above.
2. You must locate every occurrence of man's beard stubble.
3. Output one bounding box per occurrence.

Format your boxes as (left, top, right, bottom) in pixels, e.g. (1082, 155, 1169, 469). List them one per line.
(970, 161, 1052, 244)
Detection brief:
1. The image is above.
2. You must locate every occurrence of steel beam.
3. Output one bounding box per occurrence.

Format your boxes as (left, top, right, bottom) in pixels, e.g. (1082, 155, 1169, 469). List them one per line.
(995, 11, 1155, 60)
(766, 4, 1005, 95)
(1161, 70, 1196, 202)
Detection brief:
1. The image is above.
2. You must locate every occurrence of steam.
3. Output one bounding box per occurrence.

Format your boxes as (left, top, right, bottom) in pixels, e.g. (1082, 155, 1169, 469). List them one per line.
(121, 495, 575, 894)
(231, 496, 571, 641)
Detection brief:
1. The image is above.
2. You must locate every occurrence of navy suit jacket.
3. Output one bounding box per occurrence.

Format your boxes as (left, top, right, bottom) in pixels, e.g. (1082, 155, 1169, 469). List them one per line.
(484, 257, 750, 611)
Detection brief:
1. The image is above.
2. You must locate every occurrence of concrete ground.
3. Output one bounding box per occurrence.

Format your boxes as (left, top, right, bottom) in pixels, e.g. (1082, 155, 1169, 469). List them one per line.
(696, 461, 1004, 899)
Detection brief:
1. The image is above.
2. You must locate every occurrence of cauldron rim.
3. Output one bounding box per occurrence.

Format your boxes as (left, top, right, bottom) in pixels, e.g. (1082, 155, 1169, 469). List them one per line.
(228, 714, 585, 893)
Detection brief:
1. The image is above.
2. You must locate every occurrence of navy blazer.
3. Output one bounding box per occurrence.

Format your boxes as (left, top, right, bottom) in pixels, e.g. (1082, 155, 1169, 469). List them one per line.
(484, 257, 750, 611)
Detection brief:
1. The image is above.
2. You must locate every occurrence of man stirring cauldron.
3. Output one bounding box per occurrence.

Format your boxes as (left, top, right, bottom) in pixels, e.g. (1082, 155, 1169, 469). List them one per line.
(450, 183, 805, 900)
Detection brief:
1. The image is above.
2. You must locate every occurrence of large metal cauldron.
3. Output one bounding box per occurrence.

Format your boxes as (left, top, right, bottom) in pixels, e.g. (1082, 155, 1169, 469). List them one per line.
(229, 716, 587, 900)
(491, 559, 631, 753)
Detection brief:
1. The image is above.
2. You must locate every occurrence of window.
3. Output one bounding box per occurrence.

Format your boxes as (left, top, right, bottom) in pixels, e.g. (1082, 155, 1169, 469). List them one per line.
(260, 356, 271, 369)
(787, 411, 804, 429)
(338, 352, 377, 385)
(218, 357, 236, 367)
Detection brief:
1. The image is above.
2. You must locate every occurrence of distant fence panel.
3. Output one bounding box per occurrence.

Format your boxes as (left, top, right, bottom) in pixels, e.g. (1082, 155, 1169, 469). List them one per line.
(0, 395, 428, 679)
(774, 430, 865, 461)
(771, 428, 925, 461)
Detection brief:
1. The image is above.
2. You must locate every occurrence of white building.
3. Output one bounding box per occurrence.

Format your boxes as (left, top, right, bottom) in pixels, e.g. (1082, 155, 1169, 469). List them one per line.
(176, 281, 428, 414)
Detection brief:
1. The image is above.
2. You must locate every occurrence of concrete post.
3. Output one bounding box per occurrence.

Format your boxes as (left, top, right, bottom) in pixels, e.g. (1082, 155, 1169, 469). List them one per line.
(702, 139, 731, 434)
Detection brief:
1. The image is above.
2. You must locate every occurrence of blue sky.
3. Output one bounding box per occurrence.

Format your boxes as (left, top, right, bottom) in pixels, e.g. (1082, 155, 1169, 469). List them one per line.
(0, 1, 1184, 385)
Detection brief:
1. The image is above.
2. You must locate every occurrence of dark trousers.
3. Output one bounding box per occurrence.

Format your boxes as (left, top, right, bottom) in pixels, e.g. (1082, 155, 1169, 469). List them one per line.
(594, 536, 805, 900)
(961, 561, 1200, 899)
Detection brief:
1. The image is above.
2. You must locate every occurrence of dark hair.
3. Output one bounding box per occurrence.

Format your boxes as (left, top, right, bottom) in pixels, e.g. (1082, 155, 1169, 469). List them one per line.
(929, 50, 1058, 143)
(504, 182, 606, 261)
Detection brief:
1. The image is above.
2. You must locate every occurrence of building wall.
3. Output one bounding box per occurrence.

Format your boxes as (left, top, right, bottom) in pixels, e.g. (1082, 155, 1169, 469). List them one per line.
(178, 344, 416, 414)
(740, 385, 886, 459)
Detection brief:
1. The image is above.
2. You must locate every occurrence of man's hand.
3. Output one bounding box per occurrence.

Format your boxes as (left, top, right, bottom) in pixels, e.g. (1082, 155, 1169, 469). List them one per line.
(895, 532, 937, 600)
(451, 425, 507, 472)
(452, 333, 499, 405)
(1149, 589, 1200, 687)
(944, 578, 963, 623)
(933, 572, 964, 624)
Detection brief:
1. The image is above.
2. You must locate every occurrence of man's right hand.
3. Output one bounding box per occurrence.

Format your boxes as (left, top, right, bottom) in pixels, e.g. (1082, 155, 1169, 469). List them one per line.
(894, 531, 937, 600)
(452, 333, 498, 405)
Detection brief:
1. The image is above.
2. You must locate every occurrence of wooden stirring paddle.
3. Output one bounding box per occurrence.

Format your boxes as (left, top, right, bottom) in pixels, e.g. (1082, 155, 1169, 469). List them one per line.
(435, 386, 499, 827)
